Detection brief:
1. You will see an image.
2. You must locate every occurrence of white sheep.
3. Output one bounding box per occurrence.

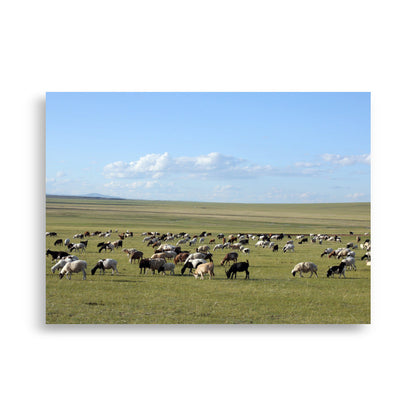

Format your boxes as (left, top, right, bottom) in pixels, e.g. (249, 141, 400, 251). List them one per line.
(341, 256, 356, 271)
(283, 243, 295, 253)
(59, 260, 87, 280)
(291, 262, 318, 278)
(51, 256, 78, 273)
(91, 259, 119, 275)
(213, 244, 224, 251)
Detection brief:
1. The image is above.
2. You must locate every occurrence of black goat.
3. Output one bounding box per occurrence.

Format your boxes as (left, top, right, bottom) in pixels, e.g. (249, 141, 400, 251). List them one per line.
(54, 239, 63, 246)
(326, 262, 346, 278)
(226, 260, 250, 280)
(46, 249, 69, 261)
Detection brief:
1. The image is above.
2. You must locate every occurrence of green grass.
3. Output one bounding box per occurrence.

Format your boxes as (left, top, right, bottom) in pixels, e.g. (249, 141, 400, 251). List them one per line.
(46, 197, 371, 324)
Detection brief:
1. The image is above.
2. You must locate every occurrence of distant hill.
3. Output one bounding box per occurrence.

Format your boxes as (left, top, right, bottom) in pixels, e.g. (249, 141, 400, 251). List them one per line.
(46, 193, 125, 200)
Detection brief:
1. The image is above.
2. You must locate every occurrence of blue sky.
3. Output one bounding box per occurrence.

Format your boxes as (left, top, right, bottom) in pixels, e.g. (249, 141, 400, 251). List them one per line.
(46, 92, 370, 203)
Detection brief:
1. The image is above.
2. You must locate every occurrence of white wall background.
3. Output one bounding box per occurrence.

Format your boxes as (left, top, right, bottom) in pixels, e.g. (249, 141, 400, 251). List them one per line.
(1, 1, 414, 415)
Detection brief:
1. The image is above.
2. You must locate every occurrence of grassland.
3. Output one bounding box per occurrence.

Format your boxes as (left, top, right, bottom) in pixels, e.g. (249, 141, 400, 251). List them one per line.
(45, 197, 371, 324)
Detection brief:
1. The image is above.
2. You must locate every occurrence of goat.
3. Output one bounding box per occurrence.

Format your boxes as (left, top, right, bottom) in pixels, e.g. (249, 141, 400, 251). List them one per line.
(54, 239, 63, 246)
(59, 260, 87, 280)
(91, 259, 119, 275)
(193, 261, 215, 280)
(129, 250, 144, 263)
(291, 262, 318, 278)
(220, 252, 238, 266)
(326, 262, 346, 278)
(139, 258, 151, 274)
(46, 249, 69, 261)
(98, 242, 114, 253)
(174, 252, 190, 264)
(225, 260, 249, 280)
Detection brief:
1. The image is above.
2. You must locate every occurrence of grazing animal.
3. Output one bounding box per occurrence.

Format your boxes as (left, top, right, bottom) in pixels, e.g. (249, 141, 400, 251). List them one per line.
(341, 256, 356, 271)
(291, 262, 318, 278)
(54, 239, 63, 246)
(327, 262, 346, 278)
(46, 232, 57, 237)
(193, 261, 215, 280)
(148, 258, 167, 274)
(51, 256, 78, 273)
(220, 252, 239, 266)
(213, 244, 224, 251)
(174, 252, 190, 264)
(181, 259, 206, 275)
(69, 242, 86, 253)
(320, 248, 334, 258)
(225, 260, 250, 280)
(158, 262, 176, 275)
(129, 250, 144, 263)
(98, 242, 114, 253)
(361, 251, 371, 261)
(196, 245, 210, 253)
(59, 260, 88, 280)
(272, 244, 279, 252)
(46, 249, 69, 261)
(336, 248, 353, 259)
(139, 258, 151, 274)
(283, 243, 295, 253)
(91, 259, 119, 275)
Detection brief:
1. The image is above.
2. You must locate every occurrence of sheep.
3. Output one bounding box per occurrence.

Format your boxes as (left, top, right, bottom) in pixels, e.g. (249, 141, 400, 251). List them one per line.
(336, 248, 353, 259)
(193, 261, 215, 280)
(181, 259, 207, 275)
(225, 260, 250, 280)
(59, 260, 88, 280)
(326, 262, 346, 278)
(64, 238, 70, 246)
(283, 243, 295, 253)
(51, 256, 77, 273)
(241, 247, 250, 255)
(320, 248, 334, 258)
(91, 259, 119, 275)
(158, 262, 176, 275)
(69, 242, 86, 253)
(148, 258, 167, 274)
(213, 244, 224, 251)
(196, 245, 210, 253)
(174, 252, 190, 264)
(54, 239, 63, 246)
(220, 252, 239, 266)
(291, 262, 318, 278)
(186, 252, 212, 262)
(341, 256, 356, 271)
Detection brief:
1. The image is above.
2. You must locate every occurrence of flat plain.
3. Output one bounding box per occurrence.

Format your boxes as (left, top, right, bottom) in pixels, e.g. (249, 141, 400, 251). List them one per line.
(45, 197, 371, 324)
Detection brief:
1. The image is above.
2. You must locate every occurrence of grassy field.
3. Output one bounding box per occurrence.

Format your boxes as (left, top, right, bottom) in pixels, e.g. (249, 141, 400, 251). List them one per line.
(45, 197, 371, 324)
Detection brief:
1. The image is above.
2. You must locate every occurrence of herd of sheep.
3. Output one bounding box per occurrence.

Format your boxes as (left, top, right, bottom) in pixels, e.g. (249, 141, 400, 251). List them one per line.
(45, 230, 371, 281)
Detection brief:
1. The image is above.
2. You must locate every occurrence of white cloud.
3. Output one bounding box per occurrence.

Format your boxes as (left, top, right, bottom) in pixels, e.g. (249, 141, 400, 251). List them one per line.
(321, 153, 371, 166)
